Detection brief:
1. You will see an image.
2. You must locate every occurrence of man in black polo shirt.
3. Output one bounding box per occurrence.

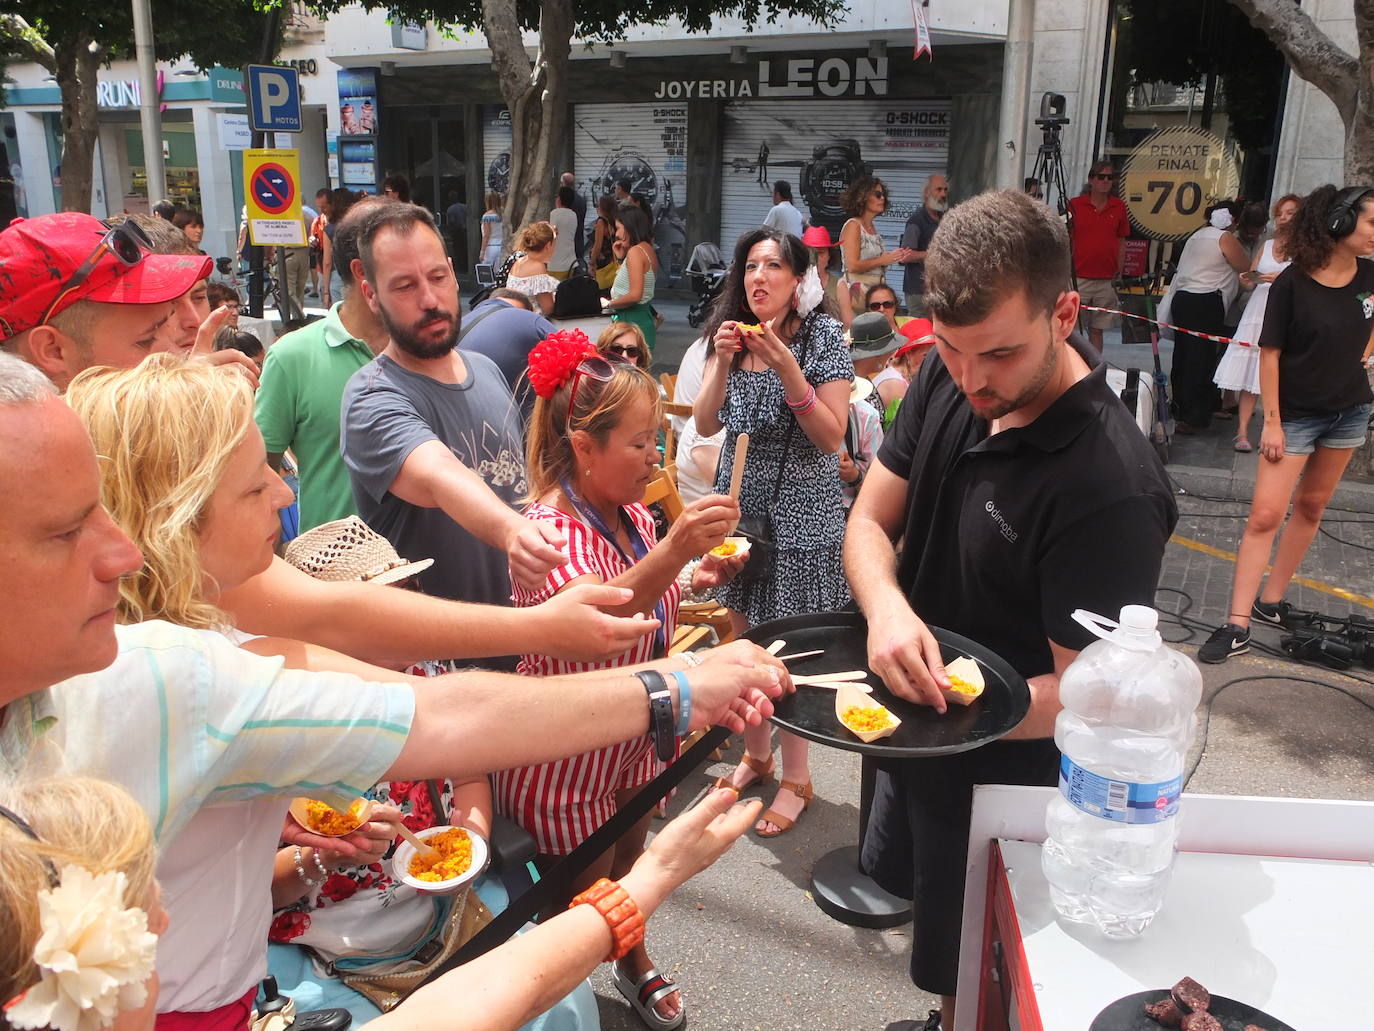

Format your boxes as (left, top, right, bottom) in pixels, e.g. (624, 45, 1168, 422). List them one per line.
(844, 189, 1176, 1031)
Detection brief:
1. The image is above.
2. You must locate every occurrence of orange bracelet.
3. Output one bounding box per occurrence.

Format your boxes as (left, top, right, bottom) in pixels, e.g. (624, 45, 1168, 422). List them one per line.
(569, 877, 646, 961)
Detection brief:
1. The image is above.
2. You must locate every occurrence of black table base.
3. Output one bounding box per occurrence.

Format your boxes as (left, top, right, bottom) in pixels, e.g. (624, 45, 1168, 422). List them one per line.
(811, 845, 911, 928)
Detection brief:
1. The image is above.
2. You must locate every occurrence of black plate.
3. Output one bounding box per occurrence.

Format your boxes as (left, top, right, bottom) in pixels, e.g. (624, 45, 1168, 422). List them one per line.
(1090, 990, 1297, 1031)
(743, 611, 1030, 758)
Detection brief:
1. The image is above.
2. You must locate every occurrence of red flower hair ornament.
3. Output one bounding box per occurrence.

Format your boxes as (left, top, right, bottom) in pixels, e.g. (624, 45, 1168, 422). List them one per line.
(527, 329, 597, 399)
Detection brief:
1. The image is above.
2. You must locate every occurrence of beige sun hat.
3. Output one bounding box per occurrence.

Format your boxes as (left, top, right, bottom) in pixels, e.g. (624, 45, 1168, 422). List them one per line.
(284, 516, 434, 585)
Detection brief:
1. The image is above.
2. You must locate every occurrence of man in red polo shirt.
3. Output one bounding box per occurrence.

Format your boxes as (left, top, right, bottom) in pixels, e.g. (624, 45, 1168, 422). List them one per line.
(1067, 159, 1130, 352)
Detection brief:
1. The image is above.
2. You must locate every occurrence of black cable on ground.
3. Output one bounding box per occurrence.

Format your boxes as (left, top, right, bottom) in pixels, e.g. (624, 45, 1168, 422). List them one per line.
(1169, 475, 1374, 517)
(1318, 524, 1374, 551)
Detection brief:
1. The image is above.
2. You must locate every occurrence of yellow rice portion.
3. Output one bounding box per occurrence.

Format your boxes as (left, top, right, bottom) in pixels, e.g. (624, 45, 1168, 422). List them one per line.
(840, 704, 895, 732)
(408, 827, 474, 882)
(304, 798, 367, 835)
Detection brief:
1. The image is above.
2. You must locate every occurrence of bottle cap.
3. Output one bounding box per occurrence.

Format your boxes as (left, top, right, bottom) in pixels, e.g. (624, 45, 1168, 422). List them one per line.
(1117, 605, 1161, 650)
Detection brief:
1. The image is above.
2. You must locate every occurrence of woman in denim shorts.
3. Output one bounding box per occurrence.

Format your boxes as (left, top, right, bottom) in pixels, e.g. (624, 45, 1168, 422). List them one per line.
(1200, 184, 1374, 663)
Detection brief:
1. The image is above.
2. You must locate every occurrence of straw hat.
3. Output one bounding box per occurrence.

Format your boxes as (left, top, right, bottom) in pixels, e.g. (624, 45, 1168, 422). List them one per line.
(849, 376, 874, 405)
(284, 516, 434, 585)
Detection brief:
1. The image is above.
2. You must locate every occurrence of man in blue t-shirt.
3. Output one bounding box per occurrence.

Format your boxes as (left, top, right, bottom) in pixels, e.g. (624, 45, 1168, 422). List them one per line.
(459, 288, 555, 425)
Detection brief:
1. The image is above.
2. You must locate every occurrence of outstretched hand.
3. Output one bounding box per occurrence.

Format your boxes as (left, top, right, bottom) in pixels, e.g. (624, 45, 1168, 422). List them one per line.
(536, 583, 660, 661)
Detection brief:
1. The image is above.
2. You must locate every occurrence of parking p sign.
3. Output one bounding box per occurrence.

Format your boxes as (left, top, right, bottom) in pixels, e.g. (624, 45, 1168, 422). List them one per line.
(246, 64, 301, 133)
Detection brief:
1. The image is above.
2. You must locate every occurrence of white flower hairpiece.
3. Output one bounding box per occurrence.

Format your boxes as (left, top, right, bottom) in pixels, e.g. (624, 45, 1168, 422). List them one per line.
(795, 265, 825, 318)
(4, 866, 157, 1031)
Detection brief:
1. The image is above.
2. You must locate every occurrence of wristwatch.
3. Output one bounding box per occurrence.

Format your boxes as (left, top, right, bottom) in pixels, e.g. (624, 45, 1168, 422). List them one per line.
(634, 671, 677, 761)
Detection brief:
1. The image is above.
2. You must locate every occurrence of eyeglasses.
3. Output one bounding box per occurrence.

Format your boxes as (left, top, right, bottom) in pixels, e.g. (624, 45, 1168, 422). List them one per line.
(868, 300, 897, 311)
(1091, 173, 1115, 181)
(39, 219, 153, 327)
(566, 353, 630, 425)
(606, 343, 642, 359)
(872, 190, 886, 199)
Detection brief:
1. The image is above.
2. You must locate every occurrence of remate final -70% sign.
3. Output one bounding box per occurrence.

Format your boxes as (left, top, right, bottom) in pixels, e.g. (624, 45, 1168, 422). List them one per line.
(1118, 126, 1240, 241)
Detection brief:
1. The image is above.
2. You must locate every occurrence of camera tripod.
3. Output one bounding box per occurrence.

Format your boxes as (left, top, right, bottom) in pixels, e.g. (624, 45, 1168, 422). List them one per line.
(1030, 115, 1077, 290)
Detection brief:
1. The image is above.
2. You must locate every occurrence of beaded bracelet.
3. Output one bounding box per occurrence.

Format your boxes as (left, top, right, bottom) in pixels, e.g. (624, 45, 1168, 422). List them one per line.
(570, 878, 646, 962)
(310, 848, 331, 880)
(293, 846, 322, 888)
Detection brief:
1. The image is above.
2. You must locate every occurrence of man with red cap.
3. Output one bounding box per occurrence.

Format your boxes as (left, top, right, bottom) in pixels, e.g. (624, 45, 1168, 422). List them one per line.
(0, 213, 214, 391)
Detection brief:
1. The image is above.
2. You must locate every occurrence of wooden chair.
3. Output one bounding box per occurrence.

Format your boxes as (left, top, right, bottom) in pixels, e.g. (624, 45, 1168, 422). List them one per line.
(658, 373, 692, 484)
(641, 467, 736, 648)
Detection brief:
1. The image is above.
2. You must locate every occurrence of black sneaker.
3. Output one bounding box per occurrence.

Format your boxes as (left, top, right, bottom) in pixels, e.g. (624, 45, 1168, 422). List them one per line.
(1199, 623, 1250, 663)
(1251, 599, 1292, 628)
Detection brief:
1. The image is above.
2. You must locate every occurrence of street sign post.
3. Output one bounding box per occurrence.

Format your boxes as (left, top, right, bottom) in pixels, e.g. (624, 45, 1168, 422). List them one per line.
(245, 64, 302, 134)
(244, 148, 305, 246)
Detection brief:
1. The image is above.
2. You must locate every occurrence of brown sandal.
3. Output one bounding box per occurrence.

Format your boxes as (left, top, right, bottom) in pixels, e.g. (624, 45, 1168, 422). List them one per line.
(755, 779, 814, 837)
(712, 752, 774, 793)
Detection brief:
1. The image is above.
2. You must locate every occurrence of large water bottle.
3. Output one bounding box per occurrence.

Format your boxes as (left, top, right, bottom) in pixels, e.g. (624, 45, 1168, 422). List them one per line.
(1041, 605, 1202, 938)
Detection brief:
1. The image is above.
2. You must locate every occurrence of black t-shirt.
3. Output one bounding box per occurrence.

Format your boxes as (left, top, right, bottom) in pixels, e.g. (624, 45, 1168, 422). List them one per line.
(1260, 258, 1374, 419)
(876, 339, 1178, 682)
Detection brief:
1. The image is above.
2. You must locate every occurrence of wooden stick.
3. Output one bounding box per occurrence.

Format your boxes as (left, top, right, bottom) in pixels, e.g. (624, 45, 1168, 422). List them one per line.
(395, 821, 435, 854)
(766, 640, 787, 655)
(778, 649, 825, 662)
(792, 670, 870, 684)
(799, 680, 874, 693)
(728, 432, 750, 501)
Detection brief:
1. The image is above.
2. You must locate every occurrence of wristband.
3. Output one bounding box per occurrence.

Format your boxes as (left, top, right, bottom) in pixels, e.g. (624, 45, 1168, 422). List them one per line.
(634, 670, 677, 761)
(569, 877, 646, 962)
(678, 649, 703, 668)
(671, 670, 692, 736)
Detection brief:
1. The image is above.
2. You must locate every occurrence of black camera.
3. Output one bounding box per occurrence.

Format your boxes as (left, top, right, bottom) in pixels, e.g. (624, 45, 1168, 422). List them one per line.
(1037, 92, 1069, 128)
(1280, 612, 1374, 671)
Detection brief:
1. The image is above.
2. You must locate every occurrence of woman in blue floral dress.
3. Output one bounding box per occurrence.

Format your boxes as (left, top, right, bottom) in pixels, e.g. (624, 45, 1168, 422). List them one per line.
(694, 227, 854, 837)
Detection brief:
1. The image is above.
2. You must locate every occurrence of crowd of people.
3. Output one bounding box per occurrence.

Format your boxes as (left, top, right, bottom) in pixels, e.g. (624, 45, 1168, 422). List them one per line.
(0, 162, 1369, 1031)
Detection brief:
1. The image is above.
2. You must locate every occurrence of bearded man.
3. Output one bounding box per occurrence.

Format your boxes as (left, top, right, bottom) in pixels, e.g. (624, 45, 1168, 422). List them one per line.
(340, 203, 565, 652)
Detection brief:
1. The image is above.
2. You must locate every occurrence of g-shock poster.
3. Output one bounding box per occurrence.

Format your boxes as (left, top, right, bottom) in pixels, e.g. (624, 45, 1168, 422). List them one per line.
(719, 98, 950, 295)
(573, 103, 689, 285)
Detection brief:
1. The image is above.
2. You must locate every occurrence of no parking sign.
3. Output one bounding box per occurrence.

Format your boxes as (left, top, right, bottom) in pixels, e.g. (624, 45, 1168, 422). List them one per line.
(244, 148, 305, 246)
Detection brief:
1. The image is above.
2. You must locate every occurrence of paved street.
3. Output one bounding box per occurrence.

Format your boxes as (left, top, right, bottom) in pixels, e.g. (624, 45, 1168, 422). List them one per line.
(581, 298, 1374, 1030)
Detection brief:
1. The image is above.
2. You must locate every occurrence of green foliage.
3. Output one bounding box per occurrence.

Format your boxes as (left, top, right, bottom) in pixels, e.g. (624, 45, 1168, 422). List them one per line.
(0, 0, 278, 70)
(1122, 0, 1284, 152)
(307, 0, 844, 44)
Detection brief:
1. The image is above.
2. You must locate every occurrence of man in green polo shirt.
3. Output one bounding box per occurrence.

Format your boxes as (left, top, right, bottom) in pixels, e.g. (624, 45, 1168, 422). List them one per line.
(256, 199, 388, 531)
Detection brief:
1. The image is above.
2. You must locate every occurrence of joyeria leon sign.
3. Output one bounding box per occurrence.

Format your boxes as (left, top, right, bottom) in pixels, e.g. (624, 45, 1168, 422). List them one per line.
(653, 56, 888, 100)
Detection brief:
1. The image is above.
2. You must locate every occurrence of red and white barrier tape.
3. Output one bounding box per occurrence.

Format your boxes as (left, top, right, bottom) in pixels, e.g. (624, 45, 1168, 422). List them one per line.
(1079, 305, 1249, 347)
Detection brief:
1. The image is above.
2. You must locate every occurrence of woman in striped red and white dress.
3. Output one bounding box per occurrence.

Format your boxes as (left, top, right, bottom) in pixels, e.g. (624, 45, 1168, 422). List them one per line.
(492, 332, 748, 1030)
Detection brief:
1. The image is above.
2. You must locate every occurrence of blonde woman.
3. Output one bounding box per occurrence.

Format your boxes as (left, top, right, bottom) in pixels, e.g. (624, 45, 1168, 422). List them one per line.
(494, 335, 747, 1030)
(597, 320, 652, 372)
(507, 221, 560, 315)
(0, 774, 765, 1031)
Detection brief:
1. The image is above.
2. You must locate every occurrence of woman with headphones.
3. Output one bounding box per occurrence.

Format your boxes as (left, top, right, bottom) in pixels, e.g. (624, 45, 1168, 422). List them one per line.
(1200, 185, 1374, 663)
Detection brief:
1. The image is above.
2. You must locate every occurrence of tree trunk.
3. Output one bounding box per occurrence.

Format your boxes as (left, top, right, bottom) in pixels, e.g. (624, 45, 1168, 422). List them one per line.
(479, 0, 572, 249)
(53, 37, 101, 214)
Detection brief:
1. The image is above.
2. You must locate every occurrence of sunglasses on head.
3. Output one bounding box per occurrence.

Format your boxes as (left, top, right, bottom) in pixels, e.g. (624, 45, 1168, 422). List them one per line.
(40, 219, 153, 327)
(868, 299, 897, 310)
(566, 353, 631, 425)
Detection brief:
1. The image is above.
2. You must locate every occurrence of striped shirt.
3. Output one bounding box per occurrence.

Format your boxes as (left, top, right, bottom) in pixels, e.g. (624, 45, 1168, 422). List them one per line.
(493, 501, 681, 854)
(0, 621, 417, 1014)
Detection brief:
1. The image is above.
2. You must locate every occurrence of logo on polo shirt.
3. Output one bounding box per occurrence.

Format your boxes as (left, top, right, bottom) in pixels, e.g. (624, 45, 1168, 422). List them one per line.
(985, 500, 1019, 543)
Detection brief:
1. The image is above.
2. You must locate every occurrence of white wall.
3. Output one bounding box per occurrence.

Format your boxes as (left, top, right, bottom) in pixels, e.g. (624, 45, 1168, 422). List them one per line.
(1271, 0, 1349, 196)
(1025, 0, 1112, 192)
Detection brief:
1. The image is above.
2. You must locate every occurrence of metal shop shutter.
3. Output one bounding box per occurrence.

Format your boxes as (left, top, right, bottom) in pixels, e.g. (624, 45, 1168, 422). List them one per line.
(574, 103, 691, 283)
(719, 98, 951, 296)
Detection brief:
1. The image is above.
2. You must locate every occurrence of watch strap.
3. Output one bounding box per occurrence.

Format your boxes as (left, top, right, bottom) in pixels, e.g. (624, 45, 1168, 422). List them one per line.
(634, 670, 677, 761)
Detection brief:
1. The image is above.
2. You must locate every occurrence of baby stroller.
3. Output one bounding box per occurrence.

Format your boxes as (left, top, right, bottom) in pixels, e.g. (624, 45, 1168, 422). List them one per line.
(685, 242, 728, 328)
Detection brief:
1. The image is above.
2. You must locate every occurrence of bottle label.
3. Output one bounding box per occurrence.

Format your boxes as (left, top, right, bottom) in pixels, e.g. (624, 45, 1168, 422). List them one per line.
(1058, 755, 1181, 825)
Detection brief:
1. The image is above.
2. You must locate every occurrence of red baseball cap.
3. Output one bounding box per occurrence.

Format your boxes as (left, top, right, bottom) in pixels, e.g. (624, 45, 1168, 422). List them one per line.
(0, 213, 212, 341)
